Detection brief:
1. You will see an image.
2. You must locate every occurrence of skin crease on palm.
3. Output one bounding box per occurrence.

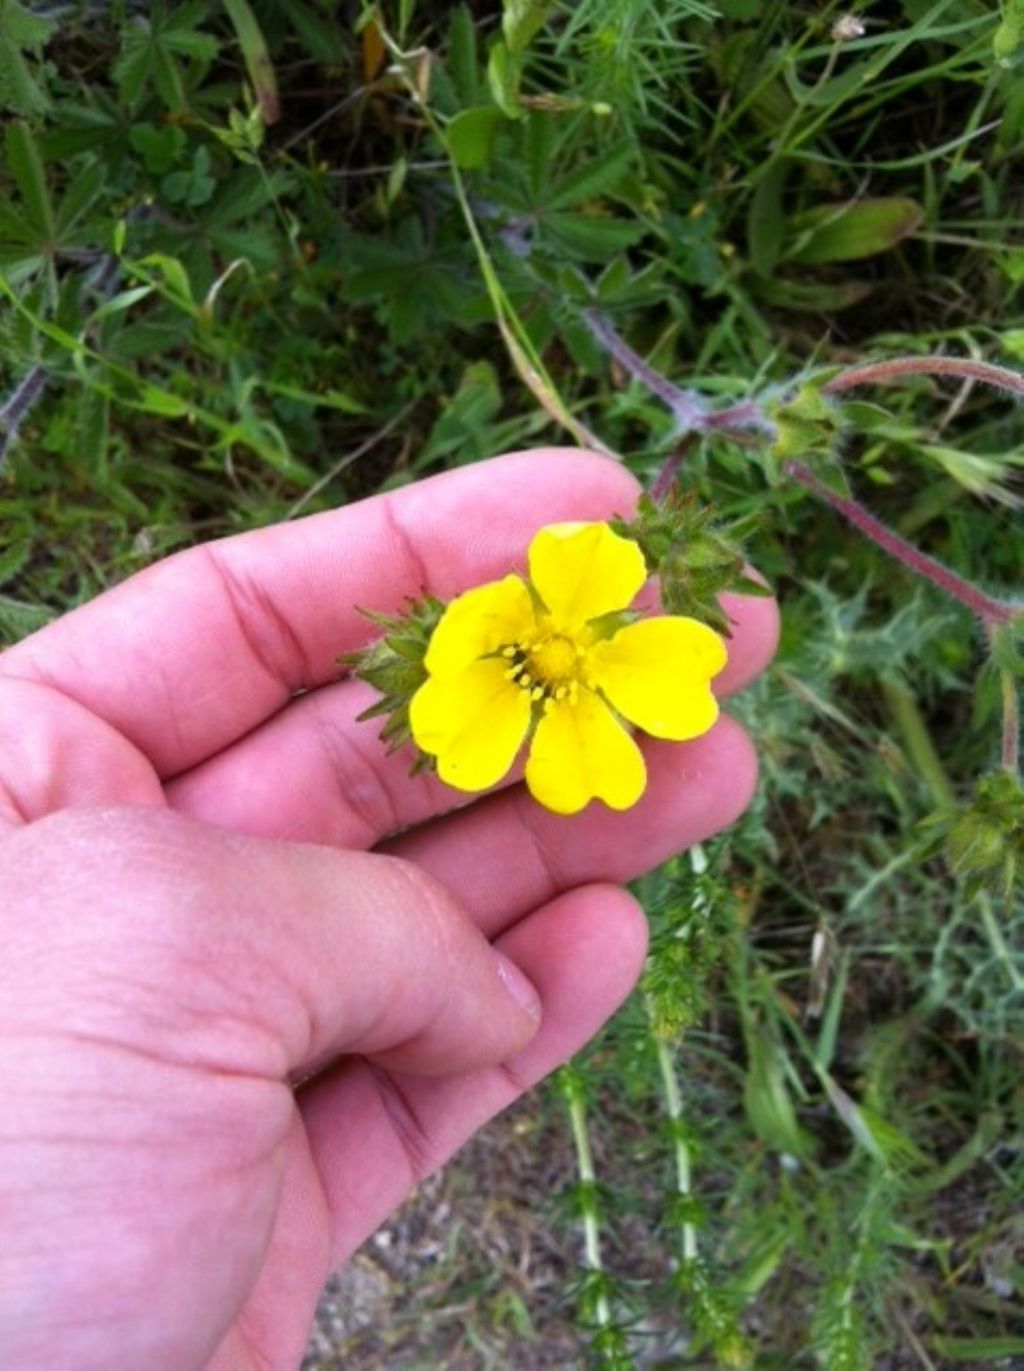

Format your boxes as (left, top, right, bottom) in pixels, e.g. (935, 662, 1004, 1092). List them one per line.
(0, 450, 778, 1371)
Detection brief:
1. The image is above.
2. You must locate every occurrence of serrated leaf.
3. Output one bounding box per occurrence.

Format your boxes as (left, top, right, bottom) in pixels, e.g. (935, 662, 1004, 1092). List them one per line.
(5, 121, 53, 239)
(785, 196, 924, 265)
(447, 105, 505, 170)
(547, 139, 634, 210)
(0, 0, 55, 116)
(55, 159, 105, 236)
(545, 210, 644, 259)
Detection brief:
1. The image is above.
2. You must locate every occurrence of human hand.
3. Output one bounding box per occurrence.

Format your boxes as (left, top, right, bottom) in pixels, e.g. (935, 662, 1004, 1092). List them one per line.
(0, 450, 777, 1369)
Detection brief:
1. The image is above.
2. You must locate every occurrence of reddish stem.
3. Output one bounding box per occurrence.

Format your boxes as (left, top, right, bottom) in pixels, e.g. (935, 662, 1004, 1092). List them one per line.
(650, 435, 697, 502)
(785, 460, 1019, 627)
(823, 355, 1024, 399)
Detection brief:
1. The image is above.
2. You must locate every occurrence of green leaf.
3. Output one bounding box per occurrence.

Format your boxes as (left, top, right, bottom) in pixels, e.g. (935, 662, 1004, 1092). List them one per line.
(114, 1, 217, 110)
(502, 0, 556, 52)
(785, 196, 924, 265)
(223, 0, 279, 123)
(138, 252, 195, 308)
(447, 106, 506, 170)
(128, 122, 187, 175)
(55, 159, 105, 237)
(5, 121, 54, 239)
(0, 0, 55, 116)
(747, 158, 789, 277)
(931, 1337, 1024, 1362)
(0, 591, 53, 643)
(752, 274, 873, 312)
(447, 4, 480, 104)
(545, 210, 645, 259)
(547, 139, 634, 209)
(88, 284, 155, 325)
(743, 1028, 809, 1159)
(487, 40, 522, 119)
(275, 0, 345, 63)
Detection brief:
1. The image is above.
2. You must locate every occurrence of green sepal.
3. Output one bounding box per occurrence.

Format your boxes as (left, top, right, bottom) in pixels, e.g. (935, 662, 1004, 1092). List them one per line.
(339, 595, 446, 761)
(919, 771, 1024, 901)
(764, 381, 845, 486)
(613, 491, 771, 638)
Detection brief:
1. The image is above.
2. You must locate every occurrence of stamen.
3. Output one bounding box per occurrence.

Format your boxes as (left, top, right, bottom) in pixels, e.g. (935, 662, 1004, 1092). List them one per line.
(530, 685, 544, 702)
(501, 645, 517, 658)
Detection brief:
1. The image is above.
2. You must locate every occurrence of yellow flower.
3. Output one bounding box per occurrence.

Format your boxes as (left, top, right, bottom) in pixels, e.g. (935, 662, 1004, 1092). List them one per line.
(409, 522, 727, 815)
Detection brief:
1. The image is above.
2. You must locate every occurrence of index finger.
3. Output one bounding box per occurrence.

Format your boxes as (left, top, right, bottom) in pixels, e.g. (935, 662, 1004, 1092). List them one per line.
(0, 450, 640, 776)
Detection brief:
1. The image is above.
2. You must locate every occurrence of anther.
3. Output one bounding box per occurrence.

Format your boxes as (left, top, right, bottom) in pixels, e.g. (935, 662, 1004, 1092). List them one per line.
(531, 686, 544, 702)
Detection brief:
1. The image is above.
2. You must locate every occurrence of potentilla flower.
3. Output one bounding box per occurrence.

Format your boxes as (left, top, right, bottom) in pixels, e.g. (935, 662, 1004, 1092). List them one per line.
(409, 521, 727, 815)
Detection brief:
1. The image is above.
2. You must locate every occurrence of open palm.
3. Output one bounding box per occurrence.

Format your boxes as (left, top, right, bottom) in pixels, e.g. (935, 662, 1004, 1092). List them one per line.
(0, 450, 776, 1369)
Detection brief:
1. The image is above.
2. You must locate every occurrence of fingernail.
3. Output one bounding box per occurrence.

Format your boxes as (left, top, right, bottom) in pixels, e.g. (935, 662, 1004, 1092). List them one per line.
(495, 953, 542, 1021)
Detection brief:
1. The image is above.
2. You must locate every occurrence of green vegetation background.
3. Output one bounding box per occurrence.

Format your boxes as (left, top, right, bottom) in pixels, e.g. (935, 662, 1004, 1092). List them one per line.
(1, 2, 1022, 1366)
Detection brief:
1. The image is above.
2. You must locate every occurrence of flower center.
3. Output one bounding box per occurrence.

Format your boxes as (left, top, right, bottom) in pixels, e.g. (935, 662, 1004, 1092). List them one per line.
(500, 633, 584, 705)
(529, 635, 579, 683)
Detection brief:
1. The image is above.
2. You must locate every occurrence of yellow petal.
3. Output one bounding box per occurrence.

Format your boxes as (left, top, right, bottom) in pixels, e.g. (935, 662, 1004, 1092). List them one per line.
(525, 689, 646, 815)
(528, 522, 647, 631)
(410, 657, 531, 792)
(590, 615, 726, 741)
(424, 574, 536, 679)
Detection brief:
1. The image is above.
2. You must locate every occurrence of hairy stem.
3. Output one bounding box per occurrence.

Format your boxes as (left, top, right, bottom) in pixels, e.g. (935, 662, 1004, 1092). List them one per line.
(654, 1037, 698, 1263)
(0, 365, 48, 465)
(582, 308, 708, 430)
(978, 892, 1024, 993)
(785, 460, 1018, 627)
(649, 434, 697, 502)
(562, 1069, 613, 1332)
(823, 355, 1024, 400)
(1000, 666, 1020, 778)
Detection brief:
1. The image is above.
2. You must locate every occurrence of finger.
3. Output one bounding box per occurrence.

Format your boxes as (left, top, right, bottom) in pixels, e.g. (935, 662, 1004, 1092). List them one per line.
(386, 715, 758, 938)
(0, 678, 165, 830)
(2, 807, 541, 1080)
(298, 883, 647, 1267)
(0, 450, 639, 777)
(716, 587, 780, 695)
(166, 590, 777, 848)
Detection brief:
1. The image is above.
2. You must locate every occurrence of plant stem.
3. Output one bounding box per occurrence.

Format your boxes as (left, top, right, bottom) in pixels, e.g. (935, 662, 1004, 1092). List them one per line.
(563, 1070, 613, 1332)
(582, 308, 709, 430)
(785, 460, 1019, 627)
(649, 434, 696, 502)
(0, 365, 48, 465)
(1000, 666, 1020, 778)
(653, 1038, 698, 1262)
(978, 892, 1024, 994)
(823, 355, 1024, 400)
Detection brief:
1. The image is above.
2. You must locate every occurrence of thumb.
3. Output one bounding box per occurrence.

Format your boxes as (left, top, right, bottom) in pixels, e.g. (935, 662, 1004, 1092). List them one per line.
(1, 806, 542, 1080)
